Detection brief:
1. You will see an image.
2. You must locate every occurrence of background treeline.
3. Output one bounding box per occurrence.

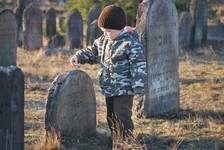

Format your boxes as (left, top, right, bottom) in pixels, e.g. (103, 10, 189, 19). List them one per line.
(65, 0, 141, 26)
(0, 0, 223, 27)
(65, 0, 224, 26)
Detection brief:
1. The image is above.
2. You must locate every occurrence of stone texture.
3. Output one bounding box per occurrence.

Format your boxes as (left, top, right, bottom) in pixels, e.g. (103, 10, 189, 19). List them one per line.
(16, 0, 27, 47)
(48, 33, 65, 48)
(135, 0, 153, 56)
(86, 6, 102, 46)
(24, 4, 43, 50)
(45, 70, 96, 142)
(46, 8, 56, 39)
(190, 0, 208, 49)
(0, 66, 24, 150)
(87, 19, 102, 46)
(0, 9, 17, 67)
(179, 11, 192, 51)
(67, 9, 83, 50)
(144, 0, 179, 117)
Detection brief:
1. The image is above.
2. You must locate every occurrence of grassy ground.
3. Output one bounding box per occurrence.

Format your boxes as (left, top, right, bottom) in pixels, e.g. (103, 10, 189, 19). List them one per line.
(17, 47, 224, 150)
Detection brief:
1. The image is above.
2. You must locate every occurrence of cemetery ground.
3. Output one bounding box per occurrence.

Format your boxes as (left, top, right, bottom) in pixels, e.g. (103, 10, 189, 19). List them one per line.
(17, 46, 224, 150)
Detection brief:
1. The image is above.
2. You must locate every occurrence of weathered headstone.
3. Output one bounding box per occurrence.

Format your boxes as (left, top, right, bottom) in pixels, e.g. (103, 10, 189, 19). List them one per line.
(179, 11, 192, 51)
(15, 0, 27, 47)
(46, 8, 56, 39)
(144, 0, 179, 117)
(48, 33, 65, 48)
(135, 0, 154, 56)
(86, 6, 101, 46)
(24, 4, 43, 50)
(190, 0, 208, 49)
(0, 9, 17, 67)
(87, 20, 103, 46)
(16, 0, 26, 7)
(0, 66, 24, 150)
(45, 70, 96, 143)
(67, 9, 83, 50)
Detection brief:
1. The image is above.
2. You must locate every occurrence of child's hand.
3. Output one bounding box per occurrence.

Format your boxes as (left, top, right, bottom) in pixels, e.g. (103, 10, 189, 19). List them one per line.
(70, 56, 79, 66)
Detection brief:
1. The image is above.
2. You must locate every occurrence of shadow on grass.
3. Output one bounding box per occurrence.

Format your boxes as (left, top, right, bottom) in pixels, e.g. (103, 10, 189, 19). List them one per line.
(181, 49, 224, 64)
(147, 109, 224, 123)
(180, 78, 224, 85)
(61, 129, 111, 150)
(137, 134, 224, 150)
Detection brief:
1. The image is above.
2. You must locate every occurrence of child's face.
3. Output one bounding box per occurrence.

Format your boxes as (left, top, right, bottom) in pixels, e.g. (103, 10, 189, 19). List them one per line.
(100, 27, 121, 41)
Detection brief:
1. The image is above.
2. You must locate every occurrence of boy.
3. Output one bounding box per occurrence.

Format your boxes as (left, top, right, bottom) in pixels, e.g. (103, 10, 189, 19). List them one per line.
(70, 5, 146, 141)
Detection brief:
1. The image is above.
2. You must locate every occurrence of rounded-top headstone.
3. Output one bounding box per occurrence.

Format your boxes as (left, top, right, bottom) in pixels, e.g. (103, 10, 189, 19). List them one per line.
(88, 6, 101, 25)
(67, 9, 83, 50)
(45, 70, 96, 141)
(87, 6, 102, 46)
(24, 4, 43, 50)
(0, 9, 17, 66)
(46, 8, 56, 39)
(145, 0, 179, 117)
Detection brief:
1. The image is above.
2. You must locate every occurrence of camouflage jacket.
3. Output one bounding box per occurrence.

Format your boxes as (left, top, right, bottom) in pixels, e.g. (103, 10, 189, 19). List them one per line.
(74, 27, 146, 97)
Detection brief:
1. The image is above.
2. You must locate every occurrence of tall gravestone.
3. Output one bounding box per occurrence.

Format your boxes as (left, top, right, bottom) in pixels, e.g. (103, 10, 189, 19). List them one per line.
(86, 6, 102, 46)
(67, 9, 83, 50)
(135, 0, 154, 57)
(0, 66, 24, 150)
(190, 0, 208, 49)
(87, 20, 102, 46)
(16, 0, 27, 47)
(45, 70, 96, 143)
(24, 4, 43, 50)
(46, 8, 56, 39)
(179, 11, 192, 51)
(0, 9, 17, 67)
(144, 0, 179, 117)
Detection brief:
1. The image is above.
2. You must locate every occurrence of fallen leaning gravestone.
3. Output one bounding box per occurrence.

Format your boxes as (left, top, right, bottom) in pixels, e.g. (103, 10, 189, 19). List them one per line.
(45, 70, 96, 144)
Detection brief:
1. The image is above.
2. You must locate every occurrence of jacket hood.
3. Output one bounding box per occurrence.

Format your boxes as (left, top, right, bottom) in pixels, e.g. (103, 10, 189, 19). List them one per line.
(115, 26, 139, 41)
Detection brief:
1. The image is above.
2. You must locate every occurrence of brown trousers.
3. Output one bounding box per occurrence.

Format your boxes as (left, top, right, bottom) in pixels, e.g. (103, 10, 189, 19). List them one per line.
(106, 95, 134, 139)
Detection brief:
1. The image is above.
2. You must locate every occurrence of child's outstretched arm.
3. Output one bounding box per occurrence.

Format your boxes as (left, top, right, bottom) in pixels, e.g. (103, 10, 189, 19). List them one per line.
(70, 38, 100, 65)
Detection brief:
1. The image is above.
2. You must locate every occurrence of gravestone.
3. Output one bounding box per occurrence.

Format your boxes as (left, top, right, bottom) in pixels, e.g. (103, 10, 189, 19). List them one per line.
(24, 4, 43, 50)
(15, 7, 23, 47)
(16, 0, 27, 47)
(17, 0, 26, 7)
(190, 0, 208, 49)
(0, 66, 24, 150)
(144, 0, 179, 117)
(0, 9, 17, 67)
(45, 70, 96, 143)
(135, 0, 154, 56)
(179, 11, 192, 51)
(87, 20, 102, 46)
(48, 33, 65, 48)
(86, 6, 101, 46)
(46, 8, 56, 39)
(67, 9, 83, 50)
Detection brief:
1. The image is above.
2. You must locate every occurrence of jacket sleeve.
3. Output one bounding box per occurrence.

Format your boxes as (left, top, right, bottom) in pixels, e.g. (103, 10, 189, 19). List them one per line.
(74, 38, 100, 64)
(128, 41, 147, 95)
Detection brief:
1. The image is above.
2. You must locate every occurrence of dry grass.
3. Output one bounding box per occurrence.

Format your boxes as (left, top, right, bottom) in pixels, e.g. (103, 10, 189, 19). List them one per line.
(17, 47, 224, 150)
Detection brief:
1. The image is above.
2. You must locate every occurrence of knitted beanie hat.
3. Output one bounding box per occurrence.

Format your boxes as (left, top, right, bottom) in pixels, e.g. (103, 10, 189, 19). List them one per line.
(98, 5, 126, 30)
